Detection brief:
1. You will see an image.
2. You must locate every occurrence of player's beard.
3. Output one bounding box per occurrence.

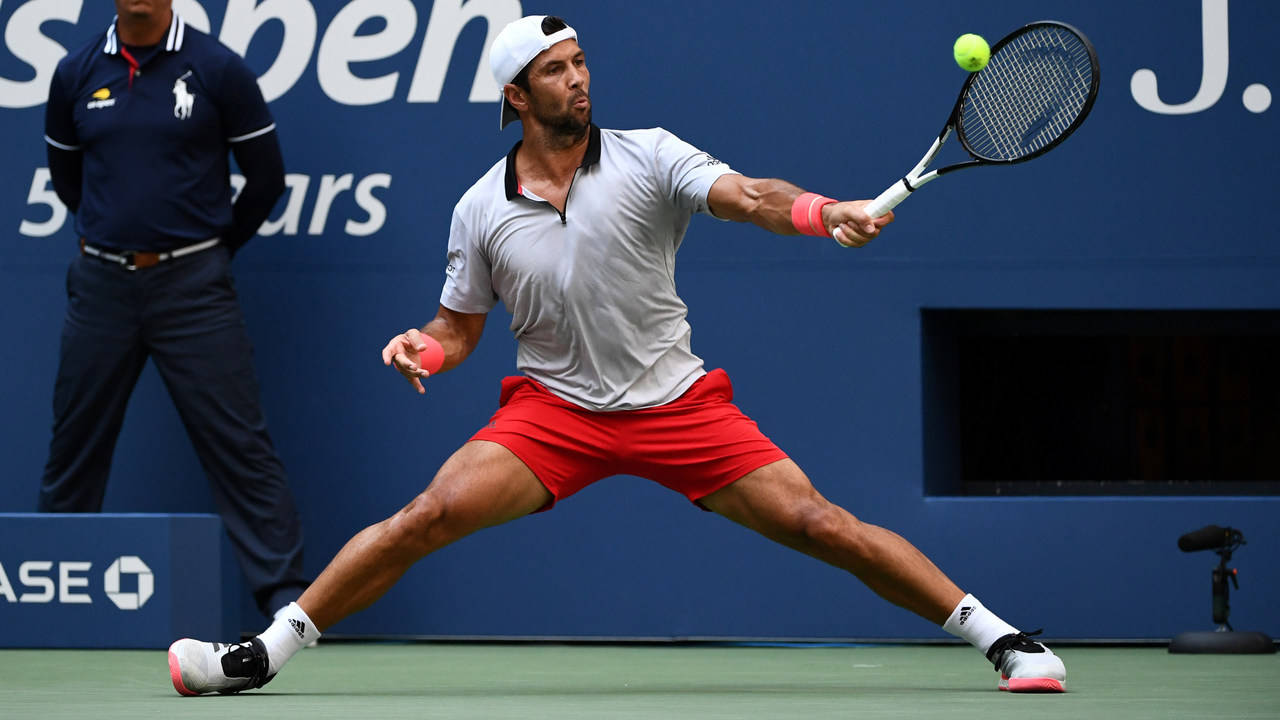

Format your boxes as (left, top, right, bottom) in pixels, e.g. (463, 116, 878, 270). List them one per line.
(530, 90, 591, 144)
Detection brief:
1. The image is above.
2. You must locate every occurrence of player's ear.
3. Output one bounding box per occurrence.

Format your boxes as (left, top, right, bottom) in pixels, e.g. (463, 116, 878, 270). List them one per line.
(504, 84, 530, 114)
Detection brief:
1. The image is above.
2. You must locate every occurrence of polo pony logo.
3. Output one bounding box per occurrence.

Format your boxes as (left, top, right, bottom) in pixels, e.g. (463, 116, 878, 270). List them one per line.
(173, 71, 195, 120)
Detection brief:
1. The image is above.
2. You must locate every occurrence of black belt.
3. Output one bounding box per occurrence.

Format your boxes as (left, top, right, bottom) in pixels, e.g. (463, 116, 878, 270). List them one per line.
(80, 237, 221, 271)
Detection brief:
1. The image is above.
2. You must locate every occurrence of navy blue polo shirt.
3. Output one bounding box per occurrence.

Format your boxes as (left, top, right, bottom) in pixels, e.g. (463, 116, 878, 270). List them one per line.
(44, 13, 276, 251)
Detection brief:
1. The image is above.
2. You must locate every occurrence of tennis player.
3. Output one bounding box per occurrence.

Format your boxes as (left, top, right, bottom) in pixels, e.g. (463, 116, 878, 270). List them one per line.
(169, 15, 1066, 695)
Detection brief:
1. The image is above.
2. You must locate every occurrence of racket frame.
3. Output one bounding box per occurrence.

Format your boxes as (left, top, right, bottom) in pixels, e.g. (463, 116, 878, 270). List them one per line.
(861, 20, 1100, 219)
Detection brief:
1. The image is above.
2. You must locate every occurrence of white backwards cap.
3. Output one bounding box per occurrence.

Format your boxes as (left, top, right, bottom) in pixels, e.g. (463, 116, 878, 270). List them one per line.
(489, 15, 578, 129)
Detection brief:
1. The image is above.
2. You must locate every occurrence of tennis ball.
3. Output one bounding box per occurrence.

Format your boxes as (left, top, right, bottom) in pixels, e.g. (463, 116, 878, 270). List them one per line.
(417, 337, 445, 374)
(954, 33, 990, 72)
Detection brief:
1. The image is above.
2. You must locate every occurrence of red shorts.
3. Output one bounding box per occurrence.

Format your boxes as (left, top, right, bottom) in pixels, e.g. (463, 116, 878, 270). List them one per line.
(469, 368, 788, 511)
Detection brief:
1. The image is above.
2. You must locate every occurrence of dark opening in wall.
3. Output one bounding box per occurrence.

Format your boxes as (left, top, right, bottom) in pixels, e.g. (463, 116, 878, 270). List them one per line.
(922, 310, 1280, 496)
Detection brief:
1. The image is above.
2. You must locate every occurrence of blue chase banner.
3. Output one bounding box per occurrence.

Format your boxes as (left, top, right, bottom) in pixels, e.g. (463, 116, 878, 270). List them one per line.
(0, 514, 239, 648)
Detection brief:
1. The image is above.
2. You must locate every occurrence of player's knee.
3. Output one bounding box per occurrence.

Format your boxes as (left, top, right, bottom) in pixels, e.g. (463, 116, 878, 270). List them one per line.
(796, 503, 883, 564)
(385, 493, 455, 553)
(794, 502, 854, 551)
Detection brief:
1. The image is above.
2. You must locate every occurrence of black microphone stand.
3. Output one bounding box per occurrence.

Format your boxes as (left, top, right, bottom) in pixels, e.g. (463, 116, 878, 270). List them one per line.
(1169, 532, 1275, 654)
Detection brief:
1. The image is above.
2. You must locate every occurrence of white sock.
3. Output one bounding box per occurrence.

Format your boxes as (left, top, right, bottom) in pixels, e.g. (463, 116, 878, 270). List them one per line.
(258, 602, 322, 674)
(941, 593, 1018, 656)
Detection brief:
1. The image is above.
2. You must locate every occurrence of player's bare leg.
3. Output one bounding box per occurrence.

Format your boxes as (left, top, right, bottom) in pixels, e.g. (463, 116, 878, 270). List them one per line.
(169, 440, 551, 695)
(699, 458, 962, 623)
(699, 458, 1066, 691)
(298, 440, 551, 629)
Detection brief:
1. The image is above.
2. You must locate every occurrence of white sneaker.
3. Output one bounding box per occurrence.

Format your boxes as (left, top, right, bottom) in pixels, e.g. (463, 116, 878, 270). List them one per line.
(986, 630, 1066, 692)
(168, 637, 275, 696)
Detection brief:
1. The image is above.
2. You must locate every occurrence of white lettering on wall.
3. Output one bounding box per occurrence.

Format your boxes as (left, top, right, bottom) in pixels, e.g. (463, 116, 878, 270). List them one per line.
(309, 173, 355, 235)
(0, 0, 83, 109)
(0, 561, 15, 602)
(1131, 0, 1270, 114)
(19, 168, 68, 237)
(1131, 0, 1230, 115)
(408, 0, 521, 103)
(0, 0, 522, 107)
(20, 169, 391, 239)
(59, 561, 92, 604)
(0, 558, 149, 609)
(173, 0, 212, 32)
(258, 174, 311, 236)
(347, 173, 392, 237)
(218, 0, 317, 104)
(18, 561, 54, 603)
(317, 0, 417, 105)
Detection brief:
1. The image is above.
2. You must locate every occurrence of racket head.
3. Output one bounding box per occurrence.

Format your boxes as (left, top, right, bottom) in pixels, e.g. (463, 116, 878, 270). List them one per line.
(952, 21, 1100, 165)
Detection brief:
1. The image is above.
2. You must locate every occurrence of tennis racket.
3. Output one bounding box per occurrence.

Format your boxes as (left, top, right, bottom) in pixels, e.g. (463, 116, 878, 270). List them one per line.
(859, 21, 1100, 221)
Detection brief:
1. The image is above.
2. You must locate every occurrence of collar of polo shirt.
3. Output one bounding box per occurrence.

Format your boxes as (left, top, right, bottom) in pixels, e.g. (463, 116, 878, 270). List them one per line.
(502, 124, 602, 202)
(102, 11, 188, 55)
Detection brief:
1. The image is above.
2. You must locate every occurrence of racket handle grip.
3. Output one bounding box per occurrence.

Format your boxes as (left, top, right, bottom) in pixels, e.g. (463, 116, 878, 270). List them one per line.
(863, 179, 911, 218)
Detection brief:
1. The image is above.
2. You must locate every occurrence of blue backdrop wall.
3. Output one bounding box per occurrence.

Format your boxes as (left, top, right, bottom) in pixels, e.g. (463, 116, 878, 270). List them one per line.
(1, 0, 1277, 641)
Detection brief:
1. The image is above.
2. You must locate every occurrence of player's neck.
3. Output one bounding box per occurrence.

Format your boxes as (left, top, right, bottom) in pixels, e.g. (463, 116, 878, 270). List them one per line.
(517, 126, 589, 183)
(116, 9, 171, 47)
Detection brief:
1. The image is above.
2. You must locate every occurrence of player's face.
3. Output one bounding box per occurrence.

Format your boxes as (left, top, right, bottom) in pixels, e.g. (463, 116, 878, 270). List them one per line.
(525, 40, 591, 136)
(114, 0, 173, 22)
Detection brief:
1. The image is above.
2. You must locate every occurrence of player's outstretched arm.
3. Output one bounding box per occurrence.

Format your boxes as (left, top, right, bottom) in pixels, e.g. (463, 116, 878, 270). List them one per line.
(381, 305, 487, 394)
(706, 175, 893, 248)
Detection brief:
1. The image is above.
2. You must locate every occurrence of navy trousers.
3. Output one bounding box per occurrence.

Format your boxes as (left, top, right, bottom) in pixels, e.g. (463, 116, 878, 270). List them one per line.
(39, 246, 308, 617)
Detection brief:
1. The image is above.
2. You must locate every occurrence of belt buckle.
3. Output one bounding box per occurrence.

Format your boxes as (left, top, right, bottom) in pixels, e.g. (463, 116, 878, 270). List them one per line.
(121, 251, 138, 271)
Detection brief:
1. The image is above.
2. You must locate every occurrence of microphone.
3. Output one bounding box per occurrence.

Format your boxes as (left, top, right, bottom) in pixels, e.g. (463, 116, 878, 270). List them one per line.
(1178, 525, 1242, 552)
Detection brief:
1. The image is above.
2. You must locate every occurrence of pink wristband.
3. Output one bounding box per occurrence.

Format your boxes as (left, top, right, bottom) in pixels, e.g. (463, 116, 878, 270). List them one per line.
(790, 192, 837, 237)
(417, 334, 445, 375)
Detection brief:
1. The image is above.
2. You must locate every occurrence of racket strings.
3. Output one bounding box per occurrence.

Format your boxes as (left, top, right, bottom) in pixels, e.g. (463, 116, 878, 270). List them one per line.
(959, 26, 1095, 162)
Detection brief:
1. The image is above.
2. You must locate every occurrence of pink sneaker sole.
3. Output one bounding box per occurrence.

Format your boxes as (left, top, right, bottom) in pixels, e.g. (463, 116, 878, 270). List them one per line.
(168, 643, 198, 696)
(1000, 675, 1066, 693)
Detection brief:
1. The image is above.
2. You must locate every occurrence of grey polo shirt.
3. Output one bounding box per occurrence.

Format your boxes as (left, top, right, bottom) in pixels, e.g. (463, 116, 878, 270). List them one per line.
(440, 125, 738, 411)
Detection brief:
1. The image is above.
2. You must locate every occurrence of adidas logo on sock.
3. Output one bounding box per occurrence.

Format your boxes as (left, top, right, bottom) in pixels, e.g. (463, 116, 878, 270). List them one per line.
(958, 606, 974, 625)
(289, 618, 306, 639)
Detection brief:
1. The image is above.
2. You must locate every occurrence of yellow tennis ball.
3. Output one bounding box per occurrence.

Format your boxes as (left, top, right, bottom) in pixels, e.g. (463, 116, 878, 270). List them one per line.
(953, 33, 990, 72)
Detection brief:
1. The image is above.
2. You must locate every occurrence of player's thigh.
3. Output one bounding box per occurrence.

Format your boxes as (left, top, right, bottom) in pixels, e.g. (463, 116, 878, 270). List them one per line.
(416, 439, 553, 532)
(698, 458, 840, 537)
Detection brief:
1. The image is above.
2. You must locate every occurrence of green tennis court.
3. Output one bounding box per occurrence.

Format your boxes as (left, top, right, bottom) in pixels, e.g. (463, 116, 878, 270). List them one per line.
(2, 643, 1277, 719)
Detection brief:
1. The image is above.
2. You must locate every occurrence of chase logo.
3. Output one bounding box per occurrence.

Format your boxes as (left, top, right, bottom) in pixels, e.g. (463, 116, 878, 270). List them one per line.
(86, 88, 116, 110)
(0, 554, 154, 610)
(104, 555, 154, 610)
